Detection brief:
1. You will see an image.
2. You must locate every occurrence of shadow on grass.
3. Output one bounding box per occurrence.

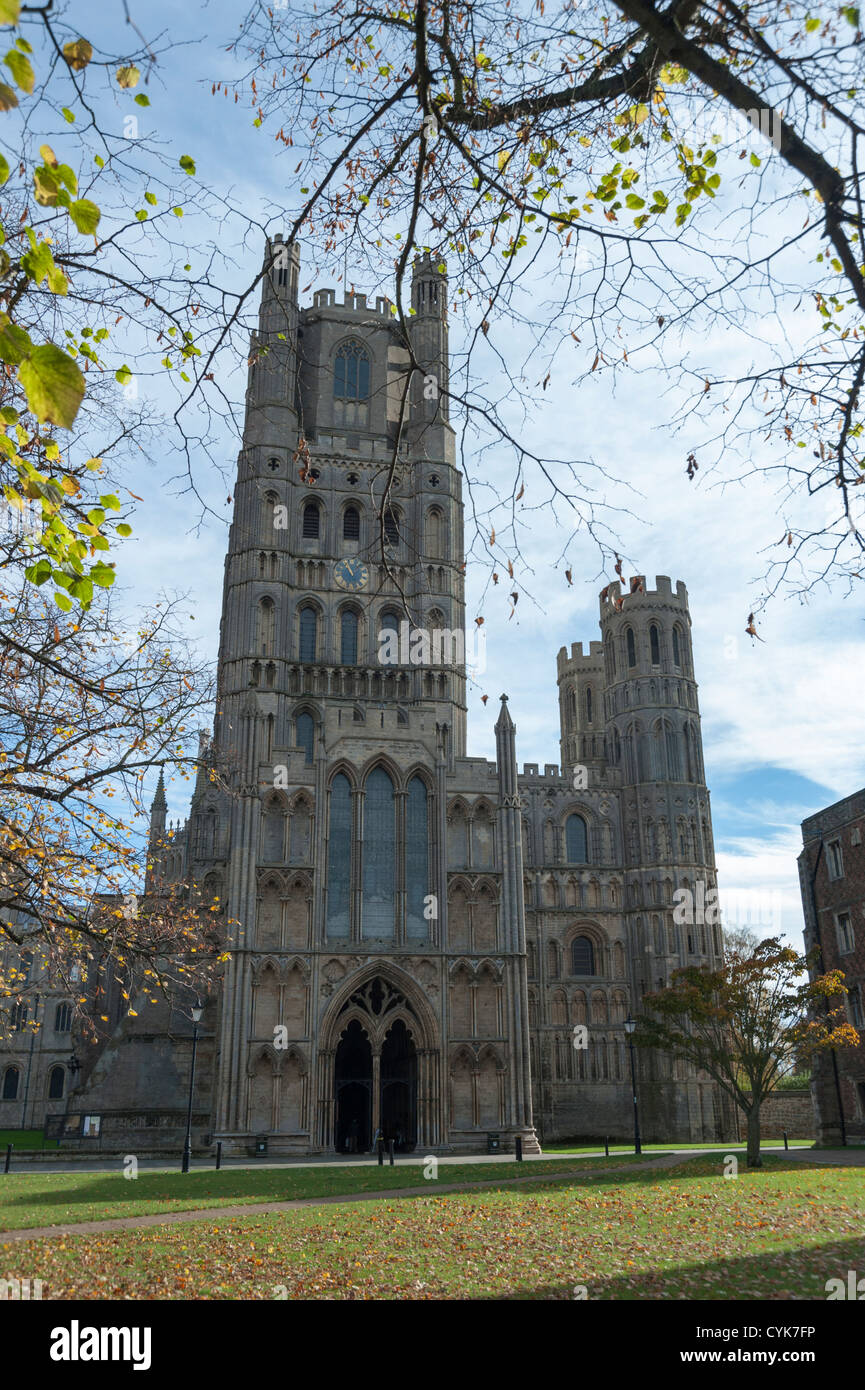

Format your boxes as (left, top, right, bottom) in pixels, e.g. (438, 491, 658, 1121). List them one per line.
(483, 1234, 865, 1301)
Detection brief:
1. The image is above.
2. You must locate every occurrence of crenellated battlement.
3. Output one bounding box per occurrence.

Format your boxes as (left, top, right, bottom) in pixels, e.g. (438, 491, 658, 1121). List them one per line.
(308, 287, 394, 317)
(557, 639, 605, 673)
(599, 575, 689, 612)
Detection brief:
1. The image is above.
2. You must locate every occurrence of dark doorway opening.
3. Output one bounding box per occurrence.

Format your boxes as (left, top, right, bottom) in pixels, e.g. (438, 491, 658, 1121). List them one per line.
(335, 1019, 372, 1154)
(381, 1018, 417, 1153)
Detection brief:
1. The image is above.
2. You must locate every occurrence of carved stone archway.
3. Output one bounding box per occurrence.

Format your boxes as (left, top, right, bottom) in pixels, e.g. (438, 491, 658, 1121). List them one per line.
(317, 967, 441, 1151)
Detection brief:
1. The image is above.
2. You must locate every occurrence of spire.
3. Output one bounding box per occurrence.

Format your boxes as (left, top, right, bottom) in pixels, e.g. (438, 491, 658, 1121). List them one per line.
(495, 694, 518, 800)
(149, 769, 167, 838)
(494, 692, 515, 734)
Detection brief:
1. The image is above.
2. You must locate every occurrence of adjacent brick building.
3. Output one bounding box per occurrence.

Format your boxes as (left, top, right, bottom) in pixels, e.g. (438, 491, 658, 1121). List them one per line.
(799, 790, 865, 1144)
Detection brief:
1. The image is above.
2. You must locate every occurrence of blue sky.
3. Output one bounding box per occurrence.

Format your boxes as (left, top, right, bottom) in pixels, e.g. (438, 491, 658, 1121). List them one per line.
(34, 0, 863, 949)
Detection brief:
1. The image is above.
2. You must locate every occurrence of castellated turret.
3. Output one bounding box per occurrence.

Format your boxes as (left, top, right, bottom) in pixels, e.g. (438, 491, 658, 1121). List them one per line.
(556, 639, 606, 777)
(599, 577, 720, 1047)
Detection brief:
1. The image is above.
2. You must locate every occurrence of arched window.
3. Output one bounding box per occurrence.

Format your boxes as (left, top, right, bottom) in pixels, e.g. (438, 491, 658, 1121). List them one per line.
(384, 508, 400, 546)
(302, 502, 320, 539)
(566, 813, 588, 863)
(363, 768, 396, 938)
(609, 641, 616, 677)
(54, 1002, 71, 1033)
(296, 712, 314, 765)
(650, 624, 660, 666)
(406, 776, 429, 940)
(2, 1065, 19, 1100)
(334, 339, 370, 400)
(326, 774, 352, 938)
(340, 610, 358, 665)
(378, 609, 400, 664)
(626, 627, 637, 668)
(572, 937, 595, 976)
(256, 597, 275, 656)
(343, 505, 360, 540)
(425, 508, 443, 557)
(261, 796, 285, 861)
(672, 626, 682, 668)
(585, 686, 593, 725)
(48, 1065, 65, 1100)
(299, 606, 317, 663)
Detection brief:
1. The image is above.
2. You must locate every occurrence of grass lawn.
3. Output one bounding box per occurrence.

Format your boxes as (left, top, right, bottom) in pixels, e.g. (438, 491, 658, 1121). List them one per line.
(2, 1155, 862, 1299)
(0, 1130, 57, 1151)
(0, 1153, 658, 1232)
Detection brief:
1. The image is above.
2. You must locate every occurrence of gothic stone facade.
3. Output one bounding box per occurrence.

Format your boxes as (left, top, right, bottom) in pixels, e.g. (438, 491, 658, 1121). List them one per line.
(63, 240, 732, 1154)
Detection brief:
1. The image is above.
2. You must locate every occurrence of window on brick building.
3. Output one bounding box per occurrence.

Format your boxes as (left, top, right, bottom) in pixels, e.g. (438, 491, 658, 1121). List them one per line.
(847, 984, 863, 1029)
(827, 839, 844, 879)
(836, 912, 855, 954)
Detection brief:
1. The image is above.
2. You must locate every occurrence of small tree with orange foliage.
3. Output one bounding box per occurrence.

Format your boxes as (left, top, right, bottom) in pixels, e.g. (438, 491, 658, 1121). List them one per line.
(634, 937, 858, 1167)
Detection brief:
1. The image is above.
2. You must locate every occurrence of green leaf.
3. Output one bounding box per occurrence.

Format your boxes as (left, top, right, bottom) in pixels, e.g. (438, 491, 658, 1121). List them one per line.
(0, 1, 21, 26)
(135, 209, 147, 221)
(0, 81, 18, 110)
(53, 590, 73, 611)
(0, 318, 32, 365)
(179, 154, 196, 175)
(115, 522, 132, 537)
(115, 64, 140, 89)
(172, 206, 183, 217)
(4, 48, 33, 93)
(625, 193, 645, 209)
(842, 6, 859, 24)
(90, 562, 115, 587)
(134, 93, 149, 106)
(68, 197, 100, 235)
(750, 152, 761, 167)
(805, 15, 821, 30)
(62, 38, 93, 71)
(18, 345, 85, 427)
(0, 151, 8, 185)
(115, 365, 132, 385)
(144, 191, 157, 206)
(61, 106, 75, 123)
(69, 575, 93, 605)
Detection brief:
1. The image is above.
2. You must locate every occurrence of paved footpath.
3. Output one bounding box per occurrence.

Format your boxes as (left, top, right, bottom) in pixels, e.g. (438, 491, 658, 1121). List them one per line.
(1, 1147, 860, 1245)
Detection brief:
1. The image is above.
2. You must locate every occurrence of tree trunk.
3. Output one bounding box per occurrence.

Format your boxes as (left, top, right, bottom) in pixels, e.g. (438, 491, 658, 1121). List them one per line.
(745, 1102, 762, 1168)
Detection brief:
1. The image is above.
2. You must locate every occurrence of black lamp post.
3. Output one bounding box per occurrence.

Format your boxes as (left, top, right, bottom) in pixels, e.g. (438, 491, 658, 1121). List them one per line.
(623, 1015, 642, 1156)
(181, 1000, 204, 1174)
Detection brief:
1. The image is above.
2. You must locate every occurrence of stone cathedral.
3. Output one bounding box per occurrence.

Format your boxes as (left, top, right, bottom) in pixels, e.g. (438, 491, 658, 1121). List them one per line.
(68, 239, 733, 1155)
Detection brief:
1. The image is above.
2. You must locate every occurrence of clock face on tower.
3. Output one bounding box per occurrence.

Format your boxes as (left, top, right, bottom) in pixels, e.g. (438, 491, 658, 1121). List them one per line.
(333, 558, 369, 592)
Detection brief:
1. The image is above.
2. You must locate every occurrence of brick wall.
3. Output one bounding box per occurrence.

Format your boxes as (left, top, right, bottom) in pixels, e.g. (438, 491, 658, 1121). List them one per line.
(732, 1090, 815, 1141)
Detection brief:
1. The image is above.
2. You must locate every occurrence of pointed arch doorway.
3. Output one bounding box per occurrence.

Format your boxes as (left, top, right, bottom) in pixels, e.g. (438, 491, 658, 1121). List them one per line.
(334, 1018, 372, 1154)
(329, 976, 425, 1154)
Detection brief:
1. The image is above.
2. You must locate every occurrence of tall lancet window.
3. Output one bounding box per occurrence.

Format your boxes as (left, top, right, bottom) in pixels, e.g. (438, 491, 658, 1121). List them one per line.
(299, 606, 317, 663)
(340, 610, 358, 665)
(406, 776, 429, 940)
(326, 774, 352, 939)
(296, 712, 314, 765)
(566, 813, 588, 863)
(333, 339, 370, 427)
(362, 767, 396, 939)
(256, 597, 275, 656)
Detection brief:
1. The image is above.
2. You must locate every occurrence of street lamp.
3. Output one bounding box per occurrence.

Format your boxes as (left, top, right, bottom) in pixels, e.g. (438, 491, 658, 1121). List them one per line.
(181, 1000, 204, 1175)
(623, 1015, 642, 1156)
